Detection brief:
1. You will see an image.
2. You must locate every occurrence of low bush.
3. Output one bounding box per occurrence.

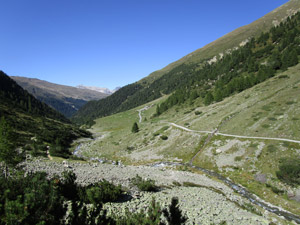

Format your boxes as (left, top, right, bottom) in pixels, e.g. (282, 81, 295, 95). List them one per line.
(160, 135, 168, 140)
(276, 158, 300, 185)
(84, 180, 123, 204)
(194, 111, 202, 115)
(131, 175, 158, 192)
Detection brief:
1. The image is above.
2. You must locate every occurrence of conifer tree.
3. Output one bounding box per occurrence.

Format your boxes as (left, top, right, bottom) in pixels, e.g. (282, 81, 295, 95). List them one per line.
(204, 92, 214, 105)
(131, 122, 139, 133)
(163, 197, 187, 225)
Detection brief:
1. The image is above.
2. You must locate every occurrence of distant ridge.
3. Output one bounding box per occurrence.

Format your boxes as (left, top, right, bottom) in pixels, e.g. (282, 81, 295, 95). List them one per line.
(11, 76, 109, 118)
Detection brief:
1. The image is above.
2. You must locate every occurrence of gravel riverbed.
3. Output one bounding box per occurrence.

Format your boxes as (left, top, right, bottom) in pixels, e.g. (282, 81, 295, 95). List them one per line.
(23, 159, 287, 225)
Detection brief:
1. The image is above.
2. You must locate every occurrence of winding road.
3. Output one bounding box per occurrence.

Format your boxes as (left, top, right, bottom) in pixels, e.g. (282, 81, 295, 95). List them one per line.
(137, 105, 153, 123)
(170, 123, 300, 144)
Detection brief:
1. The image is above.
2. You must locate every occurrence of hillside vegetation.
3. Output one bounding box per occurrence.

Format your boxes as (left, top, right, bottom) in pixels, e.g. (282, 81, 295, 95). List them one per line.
(0, 71, 91, 157)
(72, 0, 300, 125)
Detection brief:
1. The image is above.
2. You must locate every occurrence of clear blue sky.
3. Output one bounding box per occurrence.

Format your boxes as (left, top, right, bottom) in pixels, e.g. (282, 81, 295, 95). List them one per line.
(0, 0, 289, 89)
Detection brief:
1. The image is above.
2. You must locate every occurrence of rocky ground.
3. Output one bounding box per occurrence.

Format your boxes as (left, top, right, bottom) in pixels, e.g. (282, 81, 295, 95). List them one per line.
(23, 159, 291, 225)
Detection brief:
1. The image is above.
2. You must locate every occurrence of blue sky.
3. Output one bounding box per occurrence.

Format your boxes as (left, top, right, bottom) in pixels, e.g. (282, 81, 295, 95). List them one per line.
(0, 0, 289, 89)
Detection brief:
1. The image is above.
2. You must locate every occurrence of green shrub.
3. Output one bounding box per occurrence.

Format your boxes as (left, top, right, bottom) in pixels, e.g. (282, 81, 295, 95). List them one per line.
(278, 75, 289, 79)
(194, 111, 202, 115)
(132, 122, 139, 133)
(83, 180, 122, 204)
(131, 175, 158, 192)
(234, 156, 242, 161)
(162, 197, 188, 225)
(286, 101, 295, 105)
(160, 135, 168, 140)
(276, 158, 300, 185)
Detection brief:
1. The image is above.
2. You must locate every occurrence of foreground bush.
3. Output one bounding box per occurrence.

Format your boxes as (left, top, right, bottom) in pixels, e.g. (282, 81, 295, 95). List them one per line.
(131, 174, 158, 192)
(0, 170, 187, 224)
(276, 158, 300, 185)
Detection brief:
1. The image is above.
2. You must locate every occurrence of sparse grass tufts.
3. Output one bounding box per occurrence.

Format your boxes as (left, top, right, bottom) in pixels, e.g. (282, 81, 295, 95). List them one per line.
(267, 145, 277, 153)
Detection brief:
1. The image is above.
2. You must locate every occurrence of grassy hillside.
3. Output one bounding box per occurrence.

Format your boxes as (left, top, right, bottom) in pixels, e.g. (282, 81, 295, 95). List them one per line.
(12, 76, 109, 118)
(0, 71, 91, 157)
(73, 1, 300, 125)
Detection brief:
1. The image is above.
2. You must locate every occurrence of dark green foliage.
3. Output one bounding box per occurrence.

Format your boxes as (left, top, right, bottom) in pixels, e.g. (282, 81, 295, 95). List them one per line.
(59, 171, 79, 200)
(194, 111, 202, 115)
(162, 197, 188, 225)
(131, 174, 158, 192)
(131, 122, 139, 133)
(0, 172, 67, 225)
(0, 171, 120, 224)
(160, 135, 168, 140)
(0, 71, 92, 156)
(84, 180, 123, 204)
(0, 71, 67, 123)
(204, 92, 214, 105)
(0, 169, 188, 224)
(0, 117, 24, 177)
(276, 158, 300, 185)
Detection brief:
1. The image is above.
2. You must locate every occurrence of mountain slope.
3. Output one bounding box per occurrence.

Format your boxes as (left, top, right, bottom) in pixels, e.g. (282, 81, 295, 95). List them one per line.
(11, 76, 109, 118)
(72, 0, 300, 125)
(141, 0, 300, 84)
(0, 71, 90, 156)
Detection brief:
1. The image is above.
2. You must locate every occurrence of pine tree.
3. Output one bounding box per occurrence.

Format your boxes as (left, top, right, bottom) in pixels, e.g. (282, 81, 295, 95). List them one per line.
(131, 122, 139, 133)
(163, 197, 187, 225)
(214, 89, 223, 102)
(0, 117, 21, 178)
(204, 92, 214, 105)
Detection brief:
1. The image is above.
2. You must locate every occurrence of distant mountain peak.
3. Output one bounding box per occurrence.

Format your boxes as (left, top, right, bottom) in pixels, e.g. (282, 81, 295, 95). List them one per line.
(77, 85, 121, 94)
